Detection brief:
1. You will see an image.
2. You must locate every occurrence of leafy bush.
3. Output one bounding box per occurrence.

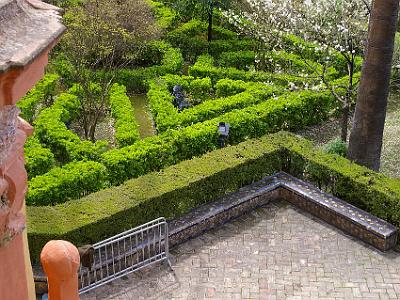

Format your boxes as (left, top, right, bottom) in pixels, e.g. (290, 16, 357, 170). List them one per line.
(189, 54, 322, 88)
(27, 132, 400, 262)
(17, 74, 59, 123)
(219, 51, 255, 70)
(102, 88, 334, 185)
(115, 44, 183, 92)
(109, 84, 140, 147)
(34, 90, 108, 163)
(323, 138, 348, 157)
(27, 161, 108, 206)
(24, 137, 55, 179)
(148, 77, 284, 131)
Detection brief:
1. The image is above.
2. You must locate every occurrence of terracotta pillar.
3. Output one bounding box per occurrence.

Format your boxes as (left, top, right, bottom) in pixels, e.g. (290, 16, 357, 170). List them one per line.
(41, 240, 80, 300)
(0, 1, 65, 299)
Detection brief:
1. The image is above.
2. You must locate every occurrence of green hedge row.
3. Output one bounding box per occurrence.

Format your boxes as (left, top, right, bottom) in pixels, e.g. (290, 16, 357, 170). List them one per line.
(189, 54, 322, 88)
(219, 50, 338, 79)
(27, 86, 334, 204)
(33, 90, 108, 163)
(109, 84, 140, 147)
(115, 42, 183, 92)
(24, 136, 55, 179)
(166, 19, 256, 61)
(27, 161, 108, 206)
(148, 76, 284, 132)
(146, 0, 179, 30)
(101, 88, 334, 185)
(27, 131, 400, 262)
(17, 74, 59, 123)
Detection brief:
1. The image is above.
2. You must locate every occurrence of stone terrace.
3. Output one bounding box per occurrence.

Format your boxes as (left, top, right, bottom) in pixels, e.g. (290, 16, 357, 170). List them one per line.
(81, 200, 400, 300)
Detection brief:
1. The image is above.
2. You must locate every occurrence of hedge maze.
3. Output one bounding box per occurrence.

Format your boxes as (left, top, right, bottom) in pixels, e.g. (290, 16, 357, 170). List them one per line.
(22, 6, 399, 261)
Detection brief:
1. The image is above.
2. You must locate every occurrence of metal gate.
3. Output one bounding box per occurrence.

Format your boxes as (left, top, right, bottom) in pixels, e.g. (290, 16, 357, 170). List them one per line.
(78, 217, 171, 294)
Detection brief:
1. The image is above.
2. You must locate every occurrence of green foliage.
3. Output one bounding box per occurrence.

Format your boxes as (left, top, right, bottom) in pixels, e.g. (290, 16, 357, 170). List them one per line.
(323, 138, 348, 157)
(109, 84, 140, 147)
(33, 90, 108, 163)
(146, 0, 179, 30)
(148, 76, 285, 131)
(166, 19, 254, 61)
(188, 77, 213, 100)
(27, 161, 108, 206)
(219, 51, 255, 70)
(189, 54, 322, 87)
(27, 132, 400, 262)
(115, 44, 183, 92)
(24, 137, 56, 179)
(102, 88, 334, 185)
(17, 74, 59, 123)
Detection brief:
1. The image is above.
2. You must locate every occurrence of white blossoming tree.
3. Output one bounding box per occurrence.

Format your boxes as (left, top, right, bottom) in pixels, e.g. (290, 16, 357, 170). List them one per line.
(224, 0, 371, 141)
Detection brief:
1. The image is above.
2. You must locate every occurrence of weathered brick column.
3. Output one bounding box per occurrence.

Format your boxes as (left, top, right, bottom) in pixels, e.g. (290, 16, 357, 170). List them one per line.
(0, 1, 65, 299)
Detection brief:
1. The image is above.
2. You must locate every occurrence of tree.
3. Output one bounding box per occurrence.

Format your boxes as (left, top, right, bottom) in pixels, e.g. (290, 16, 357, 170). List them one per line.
(166, 0, 235, 41)
(59, 0, 160, 141)
(348, 0, 400, 171)
(224, 0, 371, 142)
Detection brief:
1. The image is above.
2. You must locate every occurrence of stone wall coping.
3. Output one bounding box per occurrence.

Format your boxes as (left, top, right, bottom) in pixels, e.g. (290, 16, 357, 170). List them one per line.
(0, 0, 65, 73)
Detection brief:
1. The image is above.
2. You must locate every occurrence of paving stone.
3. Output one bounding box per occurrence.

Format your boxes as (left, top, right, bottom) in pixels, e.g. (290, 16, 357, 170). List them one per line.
(81, 201, 400, 299)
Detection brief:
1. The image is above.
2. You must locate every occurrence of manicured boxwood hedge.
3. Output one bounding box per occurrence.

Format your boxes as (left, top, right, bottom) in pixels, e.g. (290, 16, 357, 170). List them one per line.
(26, 87, 334, 204)
(115, 42, 183, 92)
(148, 76, 285, 132)
(109, 84, 140, 147)
(27, 132, 400, 262)
(24, 137, 55, 179)
(27, 161, 108, 206)
(166, 19, 256, 61)
(17, 74, 59, 123)
(189, 54, 323, 87)
(33, 89, 108, 163)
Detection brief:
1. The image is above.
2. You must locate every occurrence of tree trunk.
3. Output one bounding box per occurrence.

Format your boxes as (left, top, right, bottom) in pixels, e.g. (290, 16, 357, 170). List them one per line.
(347, 0, 399, 171)
(207, 3, 213, 42)
(341, 103, 349, 142)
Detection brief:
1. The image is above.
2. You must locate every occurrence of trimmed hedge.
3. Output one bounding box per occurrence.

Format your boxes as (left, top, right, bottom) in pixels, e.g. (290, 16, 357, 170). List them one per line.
(17, 74, 59, 123)
(148, 76, 285, 132)
(33, 90, 108, 163)
(109, 84, 140, 147)
(189, 54, 322, 88)
(115, 42, 183, 92)
(166, 19, 255, 61)
(24, 136, 55, 179)
(27, 161, 108, 206)
(28, 85, 334, 203)
(102, 88, 334, 185)
(27, 131, 400, 262)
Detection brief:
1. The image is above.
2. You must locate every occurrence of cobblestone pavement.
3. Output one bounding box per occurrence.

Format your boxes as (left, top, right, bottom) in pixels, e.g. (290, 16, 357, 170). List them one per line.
(81, 200, 400, 300)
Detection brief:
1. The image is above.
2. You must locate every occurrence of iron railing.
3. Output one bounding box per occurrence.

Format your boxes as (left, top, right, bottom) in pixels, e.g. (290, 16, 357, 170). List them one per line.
(78, 217, 171, 294)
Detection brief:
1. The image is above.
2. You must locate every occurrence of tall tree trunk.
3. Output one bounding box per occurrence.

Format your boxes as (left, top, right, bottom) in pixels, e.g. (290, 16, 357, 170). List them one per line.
(347, 0, 399, 171)
(207, 3, 213, 42)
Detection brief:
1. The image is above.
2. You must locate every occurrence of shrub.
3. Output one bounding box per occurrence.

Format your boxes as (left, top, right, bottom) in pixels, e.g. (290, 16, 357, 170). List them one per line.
(219, 51, 255, 70)
(27, 131, 400, 262)
(34, 91, 108, 163)
(102, 88, 334, 185)
(148, 77, 285, 132)
(323, 138, 348, 157)
(146, 0, 179, 30)
(24, 137, 55, 179)
(115, 44, 183, 92)
(109, 84, 140, 147)
(189, 54, 322, 88)
(17, 74, 59, 122)
(27, 161, 108, 206)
